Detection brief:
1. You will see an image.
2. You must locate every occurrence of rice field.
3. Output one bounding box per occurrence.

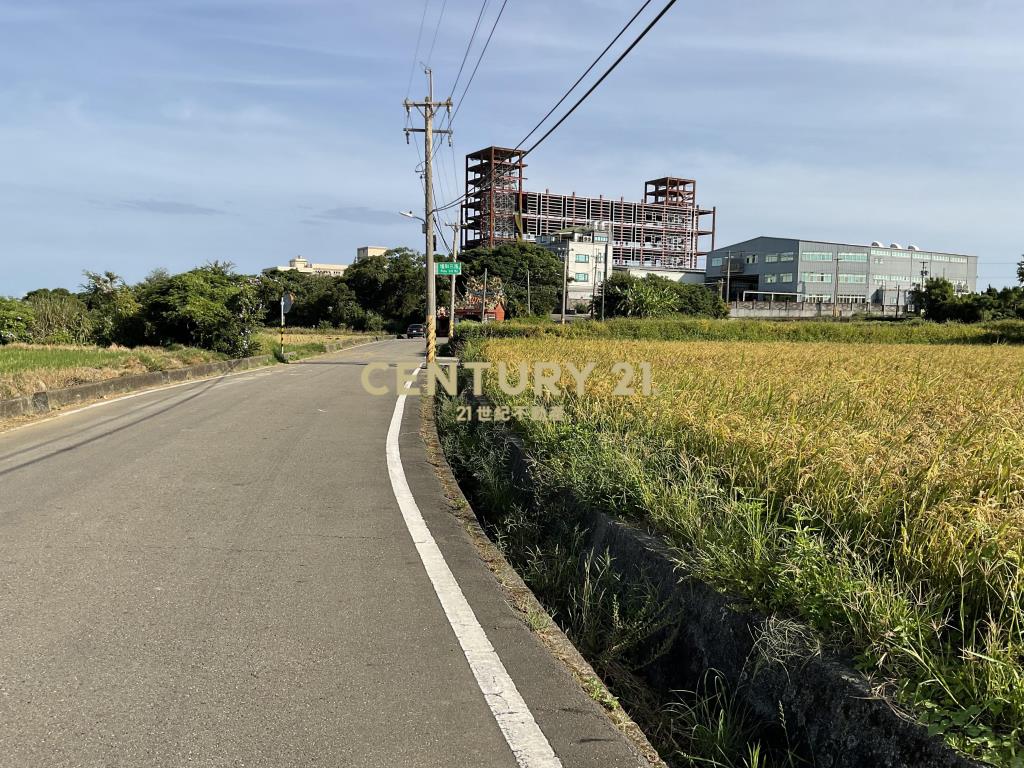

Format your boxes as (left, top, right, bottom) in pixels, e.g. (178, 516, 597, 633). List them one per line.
(0, 344, 223, 400)
(468, 336, 1024, 763)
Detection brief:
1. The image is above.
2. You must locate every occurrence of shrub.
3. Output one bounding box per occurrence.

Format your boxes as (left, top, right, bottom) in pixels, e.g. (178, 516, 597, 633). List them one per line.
(26, 293, 94, 345)
(0, 298, 35, 344)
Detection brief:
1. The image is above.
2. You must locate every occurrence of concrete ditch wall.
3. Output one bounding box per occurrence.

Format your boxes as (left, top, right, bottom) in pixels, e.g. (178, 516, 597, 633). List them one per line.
(493, 429, 980, 768)
(0, 336, 386, 421)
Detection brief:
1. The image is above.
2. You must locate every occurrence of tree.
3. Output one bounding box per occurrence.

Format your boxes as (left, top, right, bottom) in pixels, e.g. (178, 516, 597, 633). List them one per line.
(667, 281, 729, 318)
(0, 297, 35, 344)
(598, 272, 727, 319)
(22, 287, 73, 302)
(135, 265, 261, 355)
(458, 242, 562, 317)
(342, 247, 426, 329)
(914, 277, 956, 320)
(622, 277, 678, 317)
(25, 292, 93, 344)
(79, 270, 141, 345)
(1017, 255, 1024, 286)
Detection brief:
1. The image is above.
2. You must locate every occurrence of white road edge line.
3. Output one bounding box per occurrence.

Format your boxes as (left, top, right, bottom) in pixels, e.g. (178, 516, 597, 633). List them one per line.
(0, 339, 387, 437)
(386, 377, 563, 768)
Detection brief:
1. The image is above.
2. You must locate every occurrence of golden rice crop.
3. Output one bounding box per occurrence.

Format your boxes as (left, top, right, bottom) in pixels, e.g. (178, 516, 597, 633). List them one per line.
(473, 336, 1024, 762)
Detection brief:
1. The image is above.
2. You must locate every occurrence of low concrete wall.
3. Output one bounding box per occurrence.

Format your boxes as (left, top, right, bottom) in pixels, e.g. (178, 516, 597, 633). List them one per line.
(493, 428, 979, 768)
(0, 335, 389, 422)
(728, 301, 908, 320)
(0, 355, 274, 421)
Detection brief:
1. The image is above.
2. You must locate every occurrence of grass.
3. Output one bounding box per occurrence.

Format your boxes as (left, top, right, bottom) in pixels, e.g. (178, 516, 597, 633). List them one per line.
(453, 316, 1024, 346)
(437, 414, 802, 767)
(0, 344, 223, 399)
(460, 335, 1024, 765)
(255, 328, 367, 362)
(0, 328, 371, 402)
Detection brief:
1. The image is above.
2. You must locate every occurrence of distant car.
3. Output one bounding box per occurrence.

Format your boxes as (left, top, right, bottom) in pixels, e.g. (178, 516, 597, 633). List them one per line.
(406, 323, 426, 338)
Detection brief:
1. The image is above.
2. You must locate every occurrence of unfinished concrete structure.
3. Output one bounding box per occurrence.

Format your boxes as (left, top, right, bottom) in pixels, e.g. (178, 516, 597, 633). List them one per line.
(461, 146, 716, 270)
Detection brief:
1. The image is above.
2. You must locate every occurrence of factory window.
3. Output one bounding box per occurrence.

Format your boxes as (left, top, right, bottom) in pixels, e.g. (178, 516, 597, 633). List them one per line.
(805, 294, 833, 302)
(839, 274, 867, 284)
(933, 254, 950, 262)
(802, 272, 833, 283)
(711, 257, 723, 267)
(745, 254, 758, 264)
(764, 254, 779, 263)
(803, 251, 833, 261)
(764, 274, 778, 284)
(870, 249, 891, 258)
(575, 254, 589, 263)
(838, 295, 868, 303)
(574, 272, 590, 282)
(779, 252, 795, 261)
(838, 252, 868, 262)
(779, 273, 794, 283)
(873, 257, 886, 265)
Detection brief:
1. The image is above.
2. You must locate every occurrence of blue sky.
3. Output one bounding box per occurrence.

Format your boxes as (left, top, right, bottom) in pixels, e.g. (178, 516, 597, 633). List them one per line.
(1, 0, 1021, 297)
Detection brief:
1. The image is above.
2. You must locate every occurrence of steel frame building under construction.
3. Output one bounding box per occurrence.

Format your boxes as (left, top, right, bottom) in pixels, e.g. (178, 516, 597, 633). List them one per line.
(461, 146, 716, 269)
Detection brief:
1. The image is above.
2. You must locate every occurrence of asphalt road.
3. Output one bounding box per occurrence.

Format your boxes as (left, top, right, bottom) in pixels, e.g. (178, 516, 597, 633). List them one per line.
(0, 339, 646, 768)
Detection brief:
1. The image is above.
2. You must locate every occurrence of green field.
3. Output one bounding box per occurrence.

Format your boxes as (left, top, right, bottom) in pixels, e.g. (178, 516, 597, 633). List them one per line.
(453, 316, 1024, 346)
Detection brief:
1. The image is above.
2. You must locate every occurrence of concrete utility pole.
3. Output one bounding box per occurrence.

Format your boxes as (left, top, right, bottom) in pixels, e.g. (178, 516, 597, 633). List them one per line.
(724, 251, 732, 304)
(560, 255, 569, 325)
(481, 267, 488, 323)
(832, 252, 840, 318)
(590, 255, 598, 319)
(448, 221, 459, 338)
(526, 269, 531, 315)
(404, 68, 451, 364)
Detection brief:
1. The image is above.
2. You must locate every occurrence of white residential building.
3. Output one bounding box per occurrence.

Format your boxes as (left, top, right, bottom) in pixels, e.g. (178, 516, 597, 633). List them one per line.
(263, 256, 348, 277)
(537, 224, 611, 311)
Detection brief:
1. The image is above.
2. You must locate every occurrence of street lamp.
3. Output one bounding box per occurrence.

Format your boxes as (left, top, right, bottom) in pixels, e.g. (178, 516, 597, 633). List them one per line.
(400, 210, 427, 233)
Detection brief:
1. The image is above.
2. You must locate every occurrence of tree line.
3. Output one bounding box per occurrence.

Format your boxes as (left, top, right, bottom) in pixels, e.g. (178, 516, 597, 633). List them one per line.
(1, 241, 730, 355)
(915, 259, 1024, 323)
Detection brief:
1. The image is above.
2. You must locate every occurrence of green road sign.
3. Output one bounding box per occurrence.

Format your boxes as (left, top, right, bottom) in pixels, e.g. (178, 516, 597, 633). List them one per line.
(435, 262, 462, 276)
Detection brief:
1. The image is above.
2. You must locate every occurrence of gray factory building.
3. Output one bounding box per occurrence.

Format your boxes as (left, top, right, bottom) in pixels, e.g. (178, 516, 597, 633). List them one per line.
(705, 237, 978, 306)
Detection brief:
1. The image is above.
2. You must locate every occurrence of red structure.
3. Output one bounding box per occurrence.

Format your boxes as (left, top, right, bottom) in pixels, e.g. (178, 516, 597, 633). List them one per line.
(455, 303, 505, 323)
(462, 146, 716, 270)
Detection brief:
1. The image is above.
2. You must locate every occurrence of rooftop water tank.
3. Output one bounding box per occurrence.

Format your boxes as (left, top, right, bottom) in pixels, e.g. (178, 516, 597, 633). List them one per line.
(870, 241, 884, 247)
(908, 244, 921, 251)
(889, 243, 902, 250)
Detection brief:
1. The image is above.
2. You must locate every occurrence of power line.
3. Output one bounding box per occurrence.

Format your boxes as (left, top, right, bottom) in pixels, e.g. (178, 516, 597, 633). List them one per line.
(449, 0, 509, 127)
(425, 0, 449, 67)
(448, 0, 490, 103)
(433, 215, 452, 254)
(405, 0, 432, 99)
(522, 0, 678, 158)
(515, 0, 653, 150)
(430, 0, 676, 215)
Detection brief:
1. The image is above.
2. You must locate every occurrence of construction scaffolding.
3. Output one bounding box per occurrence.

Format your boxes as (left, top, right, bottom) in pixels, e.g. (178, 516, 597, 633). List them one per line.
(461, 146, 716, 269)
(463, 146, 526, 249)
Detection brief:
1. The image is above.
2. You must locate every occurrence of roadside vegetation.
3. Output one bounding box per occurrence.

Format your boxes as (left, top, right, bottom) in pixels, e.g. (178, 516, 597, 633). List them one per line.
(0, 248, 423, 359)
(0, 344, 223, 400)
(446, 327, 1024, 765)
(453, 315, 1024, 346)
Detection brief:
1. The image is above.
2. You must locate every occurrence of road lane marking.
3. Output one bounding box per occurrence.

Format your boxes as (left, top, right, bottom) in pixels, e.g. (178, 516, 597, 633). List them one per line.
(386, 380, 562, 768)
